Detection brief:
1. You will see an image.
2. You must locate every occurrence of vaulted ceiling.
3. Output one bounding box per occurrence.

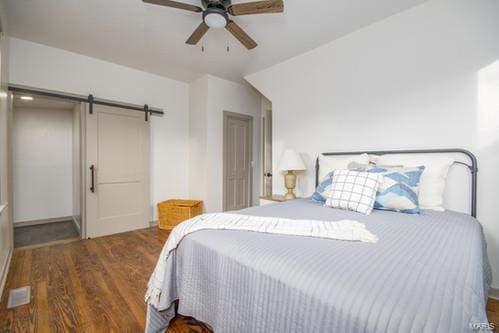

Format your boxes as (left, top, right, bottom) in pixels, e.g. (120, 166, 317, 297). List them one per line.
(3, 0, 427, 82)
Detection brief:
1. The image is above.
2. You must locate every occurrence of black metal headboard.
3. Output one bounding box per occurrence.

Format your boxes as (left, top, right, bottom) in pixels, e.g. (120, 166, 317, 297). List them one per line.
(315, 149, 478, 217)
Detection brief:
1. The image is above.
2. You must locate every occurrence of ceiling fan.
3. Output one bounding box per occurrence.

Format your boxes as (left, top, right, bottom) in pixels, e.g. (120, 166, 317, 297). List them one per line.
(143, 0, 284, 49)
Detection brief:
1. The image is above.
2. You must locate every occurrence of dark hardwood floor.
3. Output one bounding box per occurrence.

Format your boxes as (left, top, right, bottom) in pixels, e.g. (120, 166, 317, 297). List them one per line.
(0, 227, 497, 332)
(488, 298, 499, 330)
(0, 227, 209, 333)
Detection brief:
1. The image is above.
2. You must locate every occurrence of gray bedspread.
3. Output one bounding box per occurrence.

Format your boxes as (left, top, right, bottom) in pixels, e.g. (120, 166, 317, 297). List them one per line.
(146, 199, 491, 333)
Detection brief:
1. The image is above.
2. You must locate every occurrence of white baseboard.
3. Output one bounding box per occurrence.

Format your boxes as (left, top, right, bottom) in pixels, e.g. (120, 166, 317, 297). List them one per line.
(0, 247, 13, 299)
(149, 220, 158, 227)
(489, 288, 499, 300)
(72, 215, 81, 234)
(14, 216, 73, 228)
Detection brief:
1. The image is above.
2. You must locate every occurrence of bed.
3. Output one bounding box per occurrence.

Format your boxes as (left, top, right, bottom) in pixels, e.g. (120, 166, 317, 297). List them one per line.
(146, 149, 491, 333)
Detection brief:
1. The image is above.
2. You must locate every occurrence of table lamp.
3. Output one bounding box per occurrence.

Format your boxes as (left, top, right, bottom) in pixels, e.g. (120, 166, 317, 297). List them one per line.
(279, 149, 306, 200)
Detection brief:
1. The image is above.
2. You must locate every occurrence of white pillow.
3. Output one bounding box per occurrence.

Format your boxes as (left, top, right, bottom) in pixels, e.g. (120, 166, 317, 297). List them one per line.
(318, 153, 369, 181)
(370, 154, 454, 211)
(324, 169, 382, 215)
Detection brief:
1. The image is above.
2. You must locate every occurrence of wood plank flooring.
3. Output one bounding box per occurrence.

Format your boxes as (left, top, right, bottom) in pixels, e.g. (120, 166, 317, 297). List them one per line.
(0, 227, 209, 333)
(488, 298, 499, 330)
(0, 226, 497, 332)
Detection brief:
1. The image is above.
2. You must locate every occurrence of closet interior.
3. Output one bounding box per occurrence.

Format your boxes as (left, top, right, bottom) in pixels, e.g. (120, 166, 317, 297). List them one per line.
(12, 93, 82, 247)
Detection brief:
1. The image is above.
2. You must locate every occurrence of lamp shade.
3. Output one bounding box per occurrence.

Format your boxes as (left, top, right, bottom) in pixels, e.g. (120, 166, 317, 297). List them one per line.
(279, 149, 306, 171)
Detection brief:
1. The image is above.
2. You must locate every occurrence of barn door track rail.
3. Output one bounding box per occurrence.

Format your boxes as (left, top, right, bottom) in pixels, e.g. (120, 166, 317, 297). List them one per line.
(8, 85, 164, 121)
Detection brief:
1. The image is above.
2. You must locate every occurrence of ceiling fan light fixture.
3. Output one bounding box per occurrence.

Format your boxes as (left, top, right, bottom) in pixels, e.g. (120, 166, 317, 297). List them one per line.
(145, 0, 284, 49)
(203, 8, 228, 29)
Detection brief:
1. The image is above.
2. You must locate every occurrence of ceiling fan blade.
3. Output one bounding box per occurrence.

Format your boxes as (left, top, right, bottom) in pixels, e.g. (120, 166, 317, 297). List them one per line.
(226, 20, 257, 50)
(143, 0, 203, 13)
(228, 0, 283, 16)
(186, 22, 210, 45)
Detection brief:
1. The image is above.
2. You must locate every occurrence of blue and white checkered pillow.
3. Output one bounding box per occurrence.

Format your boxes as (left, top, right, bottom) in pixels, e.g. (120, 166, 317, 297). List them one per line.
(362, 166, 425, 214)
(324, 170, 382, 215)
(311, 171, 334, 203)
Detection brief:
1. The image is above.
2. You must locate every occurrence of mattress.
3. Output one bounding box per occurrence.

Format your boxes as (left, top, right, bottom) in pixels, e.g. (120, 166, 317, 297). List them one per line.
(146, 199, 491, 333)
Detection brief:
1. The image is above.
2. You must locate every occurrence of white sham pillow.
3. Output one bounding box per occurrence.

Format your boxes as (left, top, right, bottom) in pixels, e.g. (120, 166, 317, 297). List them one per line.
(324, 169, 382, 215)
(318, 153, 369, 181)
(370, 154, 454, 211)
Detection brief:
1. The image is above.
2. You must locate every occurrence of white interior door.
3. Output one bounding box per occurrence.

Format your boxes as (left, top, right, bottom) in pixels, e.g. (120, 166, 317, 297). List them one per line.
(85, 105, 150, 238)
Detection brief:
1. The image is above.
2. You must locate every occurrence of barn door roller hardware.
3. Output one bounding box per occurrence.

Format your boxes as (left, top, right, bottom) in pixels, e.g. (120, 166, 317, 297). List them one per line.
(88, 94, 94, 114)
(8, 85, 164, 118)
(144, 104, 150, 122)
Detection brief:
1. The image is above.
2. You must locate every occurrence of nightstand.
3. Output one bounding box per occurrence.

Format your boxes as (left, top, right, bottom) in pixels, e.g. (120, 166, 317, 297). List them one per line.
(259, 195, 300, 206)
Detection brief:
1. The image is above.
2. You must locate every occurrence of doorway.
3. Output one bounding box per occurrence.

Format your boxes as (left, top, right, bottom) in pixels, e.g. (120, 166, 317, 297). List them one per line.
(223, 111, 253, 211)
(12, 93, 82, 248)
(7, 85, 158, 246)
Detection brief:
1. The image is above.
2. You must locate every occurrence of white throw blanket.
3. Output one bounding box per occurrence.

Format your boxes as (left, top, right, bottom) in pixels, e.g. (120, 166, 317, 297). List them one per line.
(145, 213, 378, 309)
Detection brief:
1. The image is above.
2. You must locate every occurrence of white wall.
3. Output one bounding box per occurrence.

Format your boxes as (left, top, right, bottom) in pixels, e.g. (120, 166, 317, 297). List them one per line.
(13, 107, 73, 222)
(261, 96, 272, 114)
(8, 38, 190, 221)
(189, 75, 261, 212)
(188, 76, 209, 208)
(246, 0, 499, 288)
(0, 32, 13, 294)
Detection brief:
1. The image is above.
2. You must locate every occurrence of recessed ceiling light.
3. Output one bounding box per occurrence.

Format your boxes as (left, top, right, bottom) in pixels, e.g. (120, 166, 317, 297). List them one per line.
(20, 96, 33, 101)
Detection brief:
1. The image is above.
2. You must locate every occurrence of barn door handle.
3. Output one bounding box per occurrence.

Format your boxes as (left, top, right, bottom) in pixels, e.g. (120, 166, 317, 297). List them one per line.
(90, 165, 95, 193)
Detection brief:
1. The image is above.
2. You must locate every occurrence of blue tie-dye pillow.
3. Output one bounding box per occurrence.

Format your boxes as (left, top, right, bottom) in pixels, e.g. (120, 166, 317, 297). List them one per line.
(362, 166, 425, 214)
(311, 171, 334, 203)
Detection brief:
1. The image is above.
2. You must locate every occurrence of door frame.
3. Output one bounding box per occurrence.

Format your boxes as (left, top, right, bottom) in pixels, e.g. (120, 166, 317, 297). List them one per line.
(80, 103, 88, 239)
(222, 111, 253, 211)
(261, 109, 272, 197)
(8, 94, 85, 242)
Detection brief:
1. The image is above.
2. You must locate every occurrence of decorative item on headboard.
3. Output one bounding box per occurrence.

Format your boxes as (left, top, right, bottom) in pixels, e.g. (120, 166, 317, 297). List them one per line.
(279, 149, 306, 200)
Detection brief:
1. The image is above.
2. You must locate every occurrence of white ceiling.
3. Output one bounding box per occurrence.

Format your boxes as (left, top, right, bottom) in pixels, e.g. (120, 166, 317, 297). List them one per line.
(3, 0, 427, 83)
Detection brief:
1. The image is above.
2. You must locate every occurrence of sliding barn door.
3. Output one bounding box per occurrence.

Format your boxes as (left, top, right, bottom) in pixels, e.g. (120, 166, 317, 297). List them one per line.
(85, 105, 150, 238)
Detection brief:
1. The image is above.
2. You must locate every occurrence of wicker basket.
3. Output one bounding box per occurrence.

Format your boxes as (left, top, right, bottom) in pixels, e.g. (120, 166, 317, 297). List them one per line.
(157, 199, 203, 230)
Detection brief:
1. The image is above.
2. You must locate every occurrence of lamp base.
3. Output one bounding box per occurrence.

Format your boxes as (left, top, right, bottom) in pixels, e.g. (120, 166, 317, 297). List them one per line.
(284, 170, 297, 200)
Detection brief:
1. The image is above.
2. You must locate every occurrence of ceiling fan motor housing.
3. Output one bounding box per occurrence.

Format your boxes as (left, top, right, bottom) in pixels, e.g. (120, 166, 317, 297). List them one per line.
(202, 0, 232, 9)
